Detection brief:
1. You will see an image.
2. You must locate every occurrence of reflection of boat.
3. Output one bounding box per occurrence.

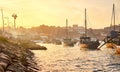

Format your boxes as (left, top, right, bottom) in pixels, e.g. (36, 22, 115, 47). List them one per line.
(62, 19, 74, 47)
(80, 8, 100, 50)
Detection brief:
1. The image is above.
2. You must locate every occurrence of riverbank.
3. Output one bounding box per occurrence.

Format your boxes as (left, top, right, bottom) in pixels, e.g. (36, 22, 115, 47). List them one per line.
(0, 35, 46, 72)
(14, 39, 47, 50)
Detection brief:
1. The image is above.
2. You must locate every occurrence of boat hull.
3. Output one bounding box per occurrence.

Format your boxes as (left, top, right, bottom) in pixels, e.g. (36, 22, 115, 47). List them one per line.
(80, 44, 88, 48)
(105, 43, 114, 48)
(115, 47, 120, 54)
(80, 41, 100, 50)
(62, 42, 74, 47)
(62, 38, 75, 47)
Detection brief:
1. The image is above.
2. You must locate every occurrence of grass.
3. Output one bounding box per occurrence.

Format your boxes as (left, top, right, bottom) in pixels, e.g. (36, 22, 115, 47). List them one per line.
(0, 35, 8, 42)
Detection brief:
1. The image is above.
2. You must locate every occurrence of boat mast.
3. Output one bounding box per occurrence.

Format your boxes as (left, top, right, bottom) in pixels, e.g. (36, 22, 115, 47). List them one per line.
(113, 4, 115, 30)
(1, 9, 4, 32)
(111, 4, 115, 30)
(85, 8, 87, 37)
(66, 19, 69, 39)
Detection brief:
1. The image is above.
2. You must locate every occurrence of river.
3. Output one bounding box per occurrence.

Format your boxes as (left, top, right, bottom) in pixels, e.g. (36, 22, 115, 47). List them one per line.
(32, 43, 120, 72)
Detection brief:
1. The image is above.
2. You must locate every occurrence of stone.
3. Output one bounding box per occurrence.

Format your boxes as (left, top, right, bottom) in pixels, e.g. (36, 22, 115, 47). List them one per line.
(0, 65, 4, 72)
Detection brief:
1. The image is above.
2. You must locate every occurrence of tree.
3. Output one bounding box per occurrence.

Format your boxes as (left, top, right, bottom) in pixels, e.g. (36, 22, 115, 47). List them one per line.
(12, 14, 17, 29)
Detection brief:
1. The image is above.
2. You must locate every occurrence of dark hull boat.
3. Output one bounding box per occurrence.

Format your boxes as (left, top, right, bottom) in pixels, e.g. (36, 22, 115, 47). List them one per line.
(104, 36, 114, 48)
(52, 39, 62, 45)
(105, 31, 120, 48)
(62, 19, 74, 47)
(79, 9, 100, 50)
(104, 4, 120, 48)
(63, 39, 74, 47)
(80, 37, 100, 50)
(97, 4, 120, 51)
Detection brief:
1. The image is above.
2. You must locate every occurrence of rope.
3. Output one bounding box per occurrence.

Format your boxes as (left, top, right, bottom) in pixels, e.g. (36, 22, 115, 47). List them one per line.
(86, 12, 98, 39)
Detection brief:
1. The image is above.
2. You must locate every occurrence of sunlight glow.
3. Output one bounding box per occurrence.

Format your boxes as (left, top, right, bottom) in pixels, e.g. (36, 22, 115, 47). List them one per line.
(0, 0, 120, 29)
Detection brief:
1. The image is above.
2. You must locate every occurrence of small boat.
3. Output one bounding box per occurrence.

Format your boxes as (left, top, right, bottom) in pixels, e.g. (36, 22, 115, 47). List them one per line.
(62, 38, 74, 46)
(62, 19, 74, 47)
(52, 39, 62, 45)
(79, 8, 100, 50)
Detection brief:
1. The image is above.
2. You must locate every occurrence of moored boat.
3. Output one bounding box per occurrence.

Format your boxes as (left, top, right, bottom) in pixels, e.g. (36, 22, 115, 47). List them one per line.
(79, 8, 100, 50)
(62, 38, 74, 47)
(104, 36, 114, 48)
(105, 4, 120, 48)
(97, 4, 120, 50)
(80, 37, 100, 50)
(62, 19, 75, 47)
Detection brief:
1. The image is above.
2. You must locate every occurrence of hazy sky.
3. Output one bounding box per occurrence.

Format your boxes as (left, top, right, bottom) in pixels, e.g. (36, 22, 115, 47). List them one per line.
(0, 0, 120, 29)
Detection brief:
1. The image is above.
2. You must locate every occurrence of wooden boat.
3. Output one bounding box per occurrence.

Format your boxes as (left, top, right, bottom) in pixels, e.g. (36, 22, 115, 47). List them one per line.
(63, 38, 74, 46)
(80, 8, 100, 50)
(105, 36, 114, 48)
(115, 47, 120, 54)
(107, 43, 120, 54)
(52, 39, 62, 45)
(97, 4, 120, 50)
(105, 4, 120, 48)
(62, 19, 74, 47)
(80, 37, 100, 50)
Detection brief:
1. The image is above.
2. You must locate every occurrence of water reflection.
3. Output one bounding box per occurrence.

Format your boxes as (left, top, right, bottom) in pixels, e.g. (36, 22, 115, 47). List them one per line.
(32, 43, 120, 72)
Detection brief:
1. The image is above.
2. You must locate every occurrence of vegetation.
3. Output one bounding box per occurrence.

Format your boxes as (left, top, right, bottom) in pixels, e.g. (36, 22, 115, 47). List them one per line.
(0, 35, 46, 72)
(0, 35, 8, 42)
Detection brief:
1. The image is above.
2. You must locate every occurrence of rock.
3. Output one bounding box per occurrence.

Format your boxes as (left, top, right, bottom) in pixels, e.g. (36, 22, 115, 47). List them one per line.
(27, 66, 39, 72)
(0, 36, 39, 72)
(2, 50, 17, 59)
(7, 63, 26, 72)
(0, 57, 10, 69)
(0, 53, 11, 62)
(28, 46, 47, 50)
(6, 71, 12, 72)
(0, 65, 4, 72)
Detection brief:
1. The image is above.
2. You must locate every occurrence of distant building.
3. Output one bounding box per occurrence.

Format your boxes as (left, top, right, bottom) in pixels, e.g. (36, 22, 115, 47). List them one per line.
(73, 24, 78, 29)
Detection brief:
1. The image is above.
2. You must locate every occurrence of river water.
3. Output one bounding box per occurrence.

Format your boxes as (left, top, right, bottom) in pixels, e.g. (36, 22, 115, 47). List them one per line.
(32, 43, 120, 72)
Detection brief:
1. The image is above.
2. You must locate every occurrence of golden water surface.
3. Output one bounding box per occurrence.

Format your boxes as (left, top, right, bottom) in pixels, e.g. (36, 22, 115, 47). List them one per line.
(32, 43, 120, 72)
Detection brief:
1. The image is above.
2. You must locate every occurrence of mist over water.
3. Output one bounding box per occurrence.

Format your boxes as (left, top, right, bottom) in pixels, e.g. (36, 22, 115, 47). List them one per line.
(32, 43, 120, 72)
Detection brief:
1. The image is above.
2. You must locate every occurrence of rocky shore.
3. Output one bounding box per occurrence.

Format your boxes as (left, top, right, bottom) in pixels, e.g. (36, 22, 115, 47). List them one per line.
(0, 35, 46, 72)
